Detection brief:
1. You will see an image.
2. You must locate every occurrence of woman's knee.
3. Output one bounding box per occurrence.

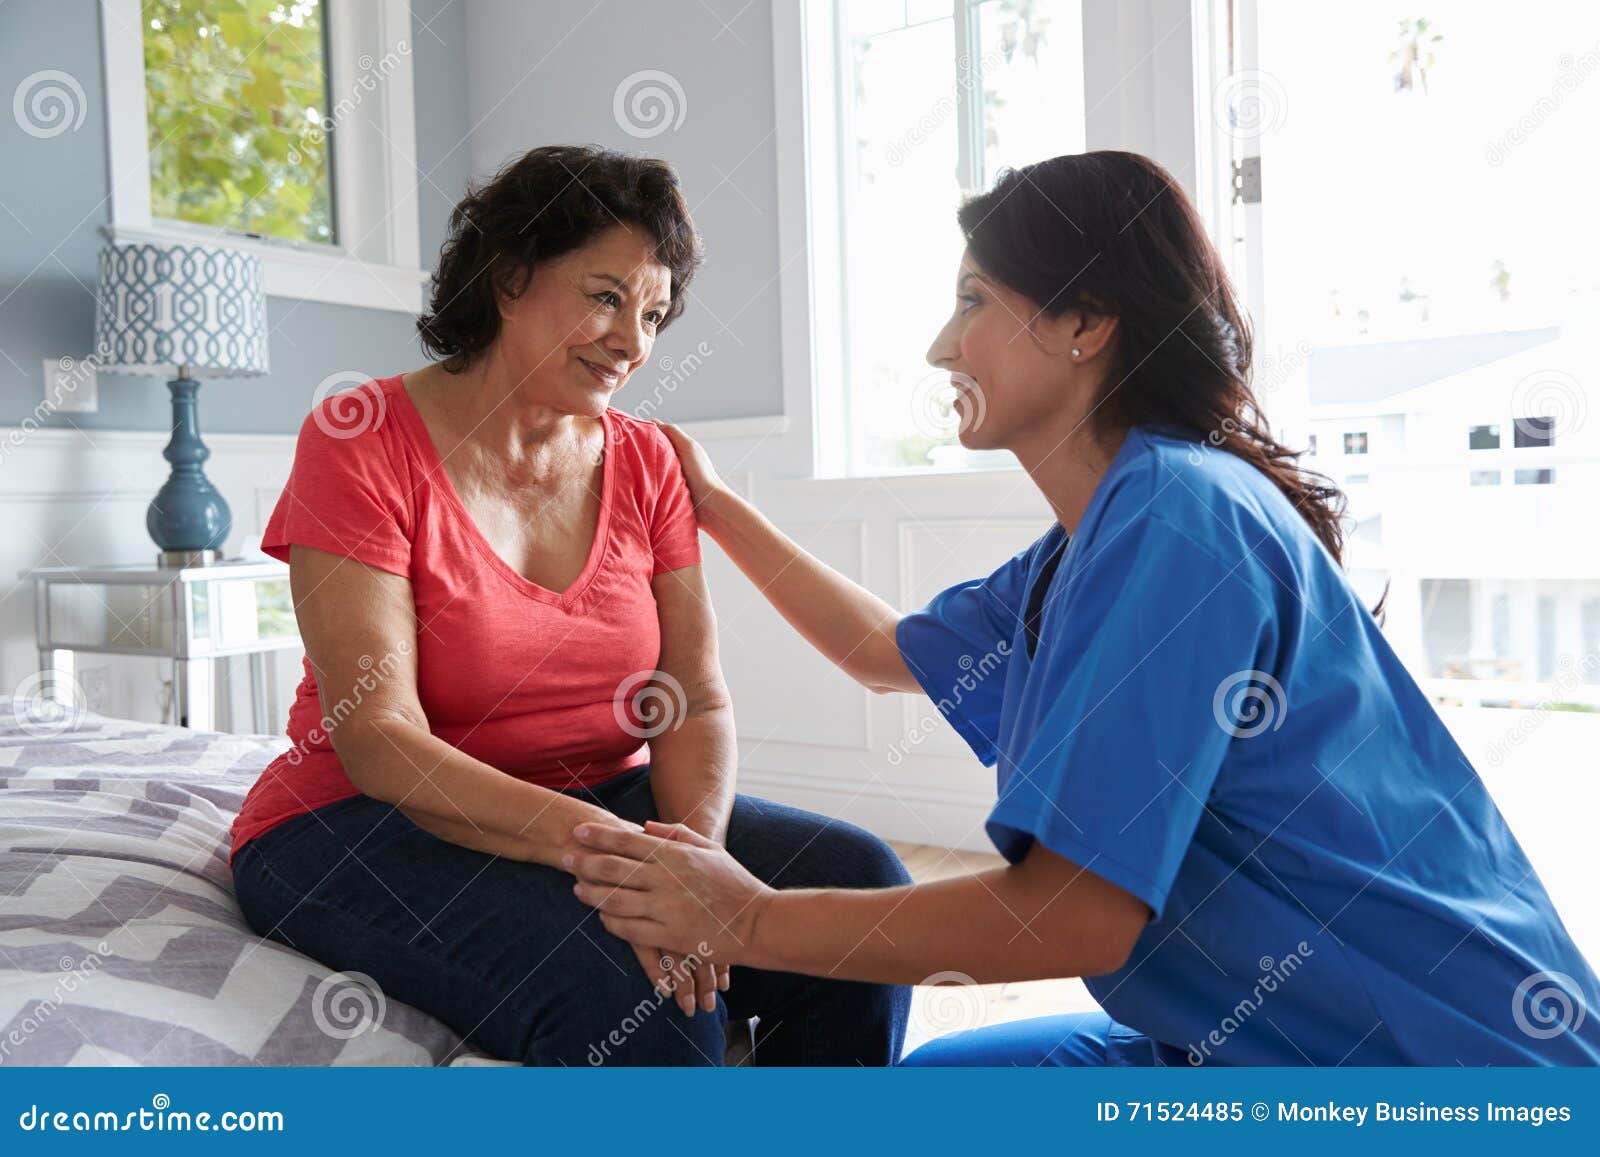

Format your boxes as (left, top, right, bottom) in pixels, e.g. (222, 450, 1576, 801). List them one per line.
(827, 821, 913, 890)
(729, 798, 911, 891)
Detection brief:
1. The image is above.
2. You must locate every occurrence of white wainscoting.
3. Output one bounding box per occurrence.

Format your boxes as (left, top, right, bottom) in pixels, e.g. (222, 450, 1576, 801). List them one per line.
(0, 416, 1049, 849)
(0, 426, 307, 732)
(693, 427, 1056, 851)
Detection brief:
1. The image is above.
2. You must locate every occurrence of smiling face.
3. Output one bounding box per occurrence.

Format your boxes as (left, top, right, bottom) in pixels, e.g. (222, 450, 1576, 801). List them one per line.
(923, 250, 1114, 454)
(494, 224, 674, 416)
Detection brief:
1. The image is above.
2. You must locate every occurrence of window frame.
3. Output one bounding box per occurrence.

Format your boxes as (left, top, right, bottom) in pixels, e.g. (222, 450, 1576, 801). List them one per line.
(777, 0, 1089, 479)
(99, 0, 425, 313)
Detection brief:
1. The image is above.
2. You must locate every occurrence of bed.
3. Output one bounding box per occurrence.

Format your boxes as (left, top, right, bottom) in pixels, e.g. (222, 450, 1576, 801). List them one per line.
(0, 709, 514, 1066)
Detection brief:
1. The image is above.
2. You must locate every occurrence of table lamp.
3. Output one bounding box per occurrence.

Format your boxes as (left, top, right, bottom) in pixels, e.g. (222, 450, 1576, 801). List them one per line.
(92, 242, 269, 566)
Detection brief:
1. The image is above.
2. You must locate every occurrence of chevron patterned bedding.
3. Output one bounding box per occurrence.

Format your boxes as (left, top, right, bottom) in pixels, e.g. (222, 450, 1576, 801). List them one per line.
(0, 710, 514, 1067)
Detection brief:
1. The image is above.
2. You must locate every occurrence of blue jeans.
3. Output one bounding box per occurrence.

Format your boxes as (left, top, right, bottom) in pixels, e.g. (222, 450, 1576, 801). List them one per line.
(231, 766, 911, 1066)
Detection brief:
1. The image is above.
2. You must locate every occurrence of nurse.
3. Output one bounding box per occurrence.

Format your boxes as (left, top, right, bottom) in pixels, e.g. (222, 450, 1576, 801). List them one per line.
(568, 151, 1600, 1066)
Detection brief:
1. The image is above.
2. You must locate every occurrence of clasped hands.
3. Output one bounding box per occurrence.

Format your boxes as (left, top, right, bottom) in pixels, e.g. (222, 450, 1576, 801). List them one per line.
(562, 819, 773, 1017)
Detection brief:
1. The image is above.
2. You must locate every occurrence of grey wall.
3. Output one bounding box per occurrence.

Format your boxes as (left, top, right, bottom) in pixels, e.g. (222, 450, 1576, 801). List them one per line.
(0, 0, 471, 434)
(463, 0, 786, 423)
(0, 0, 1193, 433)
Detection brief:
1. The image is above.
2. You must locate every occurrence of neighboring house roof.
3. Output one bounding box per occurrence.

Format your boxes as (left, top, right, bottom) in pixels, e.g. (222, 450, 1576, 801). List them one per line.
(1308, 327, 1561, 406)
(1379, 328, 1598, 415)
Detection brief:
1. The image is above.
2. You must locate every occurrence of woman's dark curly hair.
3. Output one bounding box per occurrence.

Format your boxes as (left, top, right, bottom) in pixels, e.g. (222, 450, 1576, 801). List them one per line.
(417, 145, 702, 372)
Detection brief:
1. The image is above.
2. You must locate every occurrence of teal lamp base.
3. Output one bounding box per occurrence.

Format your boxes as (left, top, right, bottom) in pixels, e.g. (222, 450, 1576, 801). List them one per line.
(148, 375, 230, 557)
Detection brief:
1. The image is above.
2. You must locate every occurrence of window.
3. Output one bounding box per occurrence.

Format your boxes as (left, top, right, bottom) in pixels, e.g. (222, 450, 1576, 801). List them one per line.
(1514, 415, 1556, 448)
(1538, 595, 1558, 680)
(100, 0, 424, 312)
(1491, 594, 1511, 661)
(1467, 424, 1499, 484)
(1208, 1, 1600, 719)
(808, 0, 1087, 474)
(142, 0, 335, 245)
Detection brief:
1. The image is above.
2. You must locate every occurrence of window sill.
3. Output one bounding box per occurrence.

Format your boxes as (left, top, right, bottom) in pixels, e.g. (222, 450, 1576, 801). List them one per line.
(105, 224, 428, 315)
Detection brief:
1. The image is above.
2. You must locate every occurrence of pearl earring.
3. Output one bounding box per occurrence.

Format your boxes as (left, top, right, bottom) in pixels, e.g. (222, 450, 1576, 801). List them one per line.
(1071, 347, 1081, 358)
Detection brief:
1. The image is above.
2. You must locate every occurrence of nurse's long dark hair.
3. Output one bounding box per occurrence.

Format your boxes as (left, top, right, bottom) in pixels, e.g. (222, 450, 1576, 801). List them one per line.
(958, 151, 1350, 567)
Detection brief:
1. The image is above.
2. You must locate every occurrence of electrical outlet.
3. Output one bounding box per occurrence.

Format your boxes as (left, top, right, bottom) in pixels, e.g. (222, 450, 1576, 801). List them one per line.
(43, 356, 97, 413)
(80, 665, 110, 713)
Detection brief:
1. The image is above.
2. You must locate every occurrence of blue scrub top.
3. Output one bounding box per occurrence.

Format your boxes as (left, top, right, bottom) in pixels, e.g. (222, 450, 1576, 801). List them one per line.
(896, 425, 1600, 1065)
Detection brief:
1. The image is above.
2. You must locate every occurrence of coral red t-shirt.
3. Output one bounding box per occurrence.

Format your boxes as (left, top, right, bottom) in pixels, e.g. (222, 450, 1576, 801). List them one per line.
(228, 374, 701, 864)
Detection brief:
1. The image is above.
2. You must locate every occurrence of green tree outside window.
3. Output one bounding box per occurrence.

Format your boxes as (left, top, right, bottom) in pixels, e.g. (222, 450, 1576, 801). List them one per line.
(142, 0, 334, 245)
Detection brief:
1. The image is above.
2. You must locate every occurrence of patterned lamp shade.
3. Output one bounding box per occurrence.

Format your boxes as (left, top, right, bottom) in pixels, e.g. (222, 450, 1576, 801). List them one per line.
(92, 243, 269, 377)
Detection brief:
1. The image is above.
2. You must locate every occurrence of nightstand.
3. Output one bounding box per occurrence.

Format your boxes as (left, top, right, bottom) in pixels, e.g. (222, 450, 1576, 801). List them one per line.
(21, 558, 300, 731)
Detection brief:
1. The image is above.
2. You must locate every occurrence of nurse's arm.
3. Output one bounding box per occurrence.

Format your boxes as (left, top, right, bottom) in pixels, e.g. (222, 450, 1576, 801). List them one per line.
(573, 822, 1149, 984)
(756, 843, 1147, 983)
(655, 421, 917, 694)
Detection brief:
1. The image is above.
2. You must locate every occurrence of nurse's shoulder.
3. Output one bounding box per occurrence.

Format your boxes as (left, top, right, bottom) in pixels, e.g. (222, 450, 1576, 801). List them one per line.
(1099, 426, 1315, 586)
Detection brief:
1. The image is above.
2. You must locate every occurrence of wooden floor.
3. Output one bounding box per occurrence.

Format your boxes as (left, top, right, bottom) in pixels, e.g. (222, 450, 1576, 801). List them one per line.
(887, 841, 1100, 1056)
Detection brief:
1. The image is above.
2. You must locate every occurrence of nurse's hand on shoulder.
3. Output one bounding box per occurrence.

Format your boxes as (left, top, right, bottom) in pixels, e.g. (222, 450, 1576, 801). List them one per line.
(567, 820, 771, 965)
(653, 420, 727, 518)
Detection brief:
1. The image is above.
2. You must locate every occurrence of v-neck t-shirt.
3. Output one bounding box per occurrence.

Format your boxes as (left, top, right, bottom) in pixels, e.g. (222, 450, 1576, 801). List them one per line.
(228, 374, 702, 863)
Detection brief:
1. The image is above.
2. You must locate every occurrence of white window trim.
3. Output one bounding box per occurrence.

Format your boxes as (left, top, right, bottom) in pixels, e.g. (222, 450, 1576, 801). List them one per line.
(770, 0, 836, 481)
(773, 0, 1193, 482)
(99, 0, 426, 314)
(776, 0, 1035, 480)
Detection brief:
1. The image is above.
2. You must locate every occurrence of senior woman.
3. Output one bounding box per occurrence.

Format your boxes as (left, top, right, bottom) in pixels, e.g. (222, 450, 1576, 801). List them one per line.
(229, 145, 911, 1067)
(567, 151, 1600, 1067)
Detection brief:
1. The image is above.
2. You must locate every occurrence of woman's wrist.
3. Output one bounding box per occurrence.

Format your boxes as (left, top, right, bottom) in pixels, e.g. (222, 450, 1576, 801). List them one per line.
(530, 795, 620, 869)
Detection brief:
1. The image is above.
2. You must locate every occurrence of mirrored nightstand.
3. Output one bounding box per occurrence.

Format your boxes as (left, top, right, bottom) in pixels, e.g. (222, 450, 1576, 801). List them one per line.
(22, 559, 300, 731)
